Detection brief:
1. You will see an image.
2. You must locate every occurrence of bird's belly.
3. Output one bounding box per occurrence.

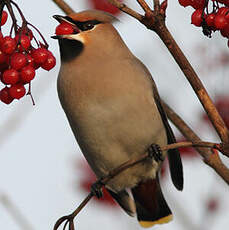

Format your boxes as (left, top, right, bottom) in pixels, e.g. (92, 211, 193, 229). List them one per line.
(67, 94, 167, 192)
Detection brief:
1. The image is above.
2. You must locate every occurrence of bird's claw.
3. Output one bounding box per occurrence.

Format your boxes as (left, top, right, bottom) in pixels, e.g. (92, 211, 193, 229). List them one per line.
(91, 180, 103, 198)
(148, 144, 164, 162)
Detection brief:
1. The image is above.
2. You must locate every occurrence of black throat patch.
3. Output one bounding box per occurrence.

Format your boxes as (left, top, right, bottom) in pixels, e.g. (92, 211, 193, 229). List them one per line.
(58, 38, 84, 62)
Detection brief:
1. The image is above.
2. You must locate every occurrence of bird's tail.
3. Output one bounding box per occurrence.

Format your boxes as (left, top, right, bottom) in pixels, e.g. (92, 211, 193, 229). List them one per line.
(131, 176, 172, 228)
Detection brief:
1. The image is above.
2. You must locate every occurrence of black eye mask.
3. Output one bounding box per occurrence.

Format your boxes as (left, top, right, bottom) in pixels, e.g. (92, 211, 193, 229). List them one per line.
(64, 16, 101, 31)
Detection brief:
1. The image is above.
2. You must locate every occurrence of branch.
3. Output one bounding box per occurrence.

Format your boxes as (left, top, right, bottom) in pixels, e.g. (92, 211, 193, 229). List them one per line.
(54, 140, 223, 230)
(107, 0, 143, 21)
(162, 101, 229, 185)
(51, 0, 74, 15)
(106, 0, 229, 145)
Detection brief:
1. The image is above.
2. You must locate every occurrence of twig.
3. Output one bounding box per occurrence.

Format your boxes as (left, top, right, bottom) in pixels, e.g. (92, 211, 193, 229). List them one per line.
(163, 101, 229, 185)
(107, 0, 143, 21)
(136, 0, 151, 13)
(54, 140, 222, 229)
(108, 0, 229, 145)
(52, 0, 74, 15)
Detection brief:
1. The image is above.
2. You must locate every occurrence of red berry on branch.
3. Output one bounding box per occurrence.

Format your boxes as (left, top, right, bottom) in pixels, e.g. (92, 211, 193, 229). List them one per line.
(178, 0, 192, 7)
(10, 52, 27, 70)
(214, 15, 228, 30)
(0, 49, 7, 64)
(20, 65, 35, 83)
(88, 0, 122, 15)
(191, 9, 205, 27)
(2, 69, 20, 85)
(0, 86, 14, 104)
(0, 10, 8, 26)
(17, 27, 33, 40)
(0, 36, 16, 54)
(41, 54, 56, 71)
(25, 54, 35, 67)
(190, 0, 205, 9)
(220, 25, 229, 38)
(15, 34, 31, 51)
(206, 13, 216, 27)
(0, 31, 3, 44)
(55, 22, 74, 35)
(217, 7, 229, 16)
(32, 48, 49, 64)
(9, 83, 26, 99)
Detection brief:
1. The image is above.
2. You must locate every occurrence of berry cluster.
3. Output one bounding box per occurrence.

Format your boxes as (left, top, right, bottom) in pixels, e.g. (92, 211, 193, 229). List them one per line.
(178, 0, 229, 47)
(88, 0, 123, 15)
(0, 1, 56, 105)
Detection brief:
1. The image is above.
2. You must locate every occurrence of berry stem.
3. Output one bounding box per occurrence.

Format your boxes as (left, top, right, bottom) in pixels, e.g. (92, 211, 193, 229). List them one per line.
(27, 82, 35, 105)
(27, 23, 49, 48)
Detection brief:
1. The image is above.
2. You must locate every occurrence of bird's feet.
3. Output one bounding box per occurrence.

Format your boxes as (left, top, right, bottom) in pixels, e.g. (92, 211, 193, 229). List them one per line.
(148, 144, 164, 162)
(91, 180, 104, 198)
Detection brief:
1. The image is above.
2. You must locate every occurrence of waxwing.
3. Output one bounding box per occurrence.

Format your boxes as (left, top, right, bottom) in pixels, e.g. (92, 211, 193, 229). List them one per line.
(52, 10, 183, 228)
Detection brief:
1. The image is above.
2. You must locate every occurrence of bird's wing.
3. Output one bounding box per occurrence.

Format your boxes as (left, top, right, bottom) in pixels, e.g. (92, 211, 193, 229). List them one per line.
(135, 58, 183, 191)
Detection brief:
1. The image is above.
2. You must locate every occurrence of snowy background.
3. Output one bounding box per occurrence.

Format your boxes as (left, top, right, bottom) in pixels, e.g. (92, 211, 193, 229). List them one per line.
(0, 0, 229, 230)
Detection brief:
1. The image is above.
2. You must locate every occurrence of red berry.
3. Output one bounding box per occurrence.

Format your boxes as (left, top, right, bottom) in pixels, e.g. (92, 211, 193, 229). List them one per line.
(206, 13, 216, 27)
(20, 65, 35, 83)
(191, 9, 205, 27)
(10, 53, 27, 70)
(214, 15, 228, 30)
(220, 25, 229, 38)
(217, 7, 229, 16)
(0, 31, 3, 44)
(41, 54, 56, 71)
(15, 34, 31, 51)
(2, 69, 20, 84)
(0, 10, 8, 26)
(32, 48, 49, 64)
(17, 27, 33, 40)
(55, 22, 74, 35)
(0, 36, 16, 54)
(9, 83, 26, 99)
(0, 86, 14, 104)
(25, 54, 35, 67)
(190, 0, 205, 9)
(178, 0, 192, 7)
(0, 49, 7, 64)
(89, 0, 122, 15)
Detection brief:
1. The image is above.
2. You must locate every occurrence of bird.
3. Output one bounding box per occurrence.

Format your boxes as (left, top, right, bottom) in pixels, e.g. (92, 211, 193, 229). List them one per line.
(52, 10, 183, 228)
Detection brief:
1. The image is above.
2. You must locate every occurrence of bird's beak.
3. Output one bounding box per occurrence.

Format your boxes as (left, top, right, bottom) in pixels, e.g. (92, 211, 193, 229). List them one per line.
(51, 15, 80, 40)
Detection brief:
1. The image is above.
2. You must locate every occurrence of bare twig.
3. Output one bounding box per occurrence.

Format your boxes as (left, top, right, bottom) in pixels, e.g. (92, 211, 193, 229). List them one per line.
(52, 0, 74, 15)
(107, 0, 143, 21)
(54, 139, 223, 229)
(136, 0, 151, 12)
(163, 102, 229, 185)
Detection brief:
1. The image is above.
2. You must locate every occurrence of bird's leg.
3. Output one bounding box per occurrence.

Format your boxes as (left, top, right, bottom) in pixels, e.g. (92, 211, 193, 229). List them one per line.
(147, 144, 164, 162)
(91, 180, 104, 198)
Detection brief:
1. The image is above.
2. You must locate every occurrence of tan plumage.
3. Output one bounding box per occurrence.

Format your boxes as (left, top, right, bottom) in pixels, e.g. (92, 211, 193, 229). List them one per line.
(53, 10, 183, 227)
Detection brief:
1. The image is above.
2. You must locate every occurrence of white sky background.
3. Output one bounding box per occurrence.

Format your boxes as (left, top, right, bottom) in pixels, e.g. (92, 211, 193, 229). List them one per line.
(0, 0, 229, 229)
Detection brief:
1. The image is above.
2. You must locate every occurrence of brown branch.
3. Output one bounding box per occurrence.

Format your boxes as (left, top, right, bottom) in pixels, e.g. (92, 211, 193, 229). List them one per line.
(107, 0, 143, 21)
(108, 1, 229, 146)
(136, 0, 151, 12)
(51, 0, 74, 15)
(162, 101, 229, 185)
(153, 22, 229, 144)
(54, 139, 223, 229)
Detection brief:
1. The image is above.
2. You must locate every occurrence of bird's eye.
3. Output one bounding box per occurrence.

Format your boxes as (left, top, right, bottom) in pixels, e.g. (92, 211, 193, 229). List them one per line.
(82, 22, 94, 31)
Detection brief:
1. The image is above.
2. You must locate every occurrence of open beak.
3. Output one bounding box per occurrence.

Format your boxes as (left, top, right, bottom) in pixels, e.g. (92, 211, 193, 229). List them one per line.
(51, 15, 80, 39)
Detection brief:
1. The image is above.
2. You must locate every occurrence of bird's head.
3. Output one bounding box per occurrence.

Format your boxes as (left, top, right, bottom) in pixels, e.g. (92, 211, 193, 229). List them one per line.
(52, 10, 118, 62)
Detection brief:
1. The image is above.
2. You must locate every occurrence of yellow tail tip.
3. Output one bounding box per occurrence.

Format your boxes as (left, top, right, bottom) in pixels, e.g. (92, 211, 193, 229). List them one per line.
(139, 214, 173, 228)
